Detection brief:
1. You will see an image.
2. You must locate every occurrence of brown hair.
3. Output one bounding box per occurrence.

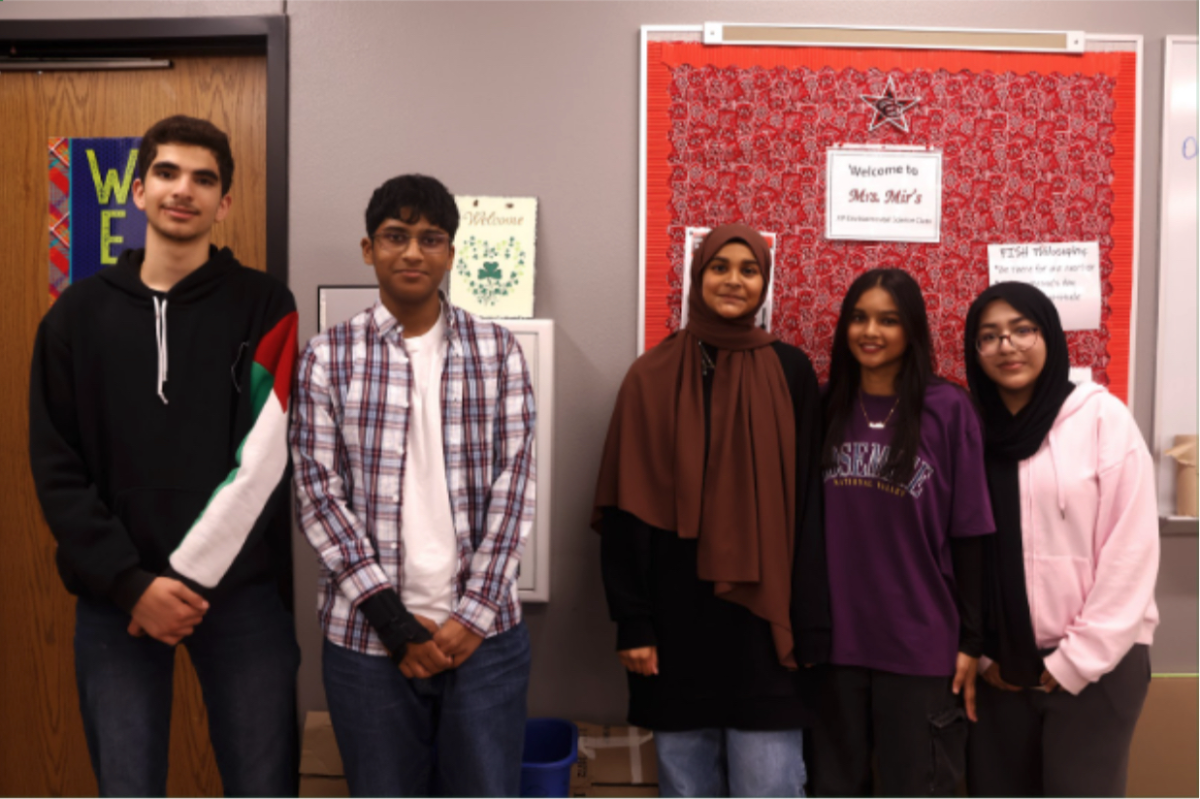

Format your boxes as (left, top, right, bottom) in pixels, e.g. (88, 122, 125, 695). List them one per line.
(136, 115, 234, 196)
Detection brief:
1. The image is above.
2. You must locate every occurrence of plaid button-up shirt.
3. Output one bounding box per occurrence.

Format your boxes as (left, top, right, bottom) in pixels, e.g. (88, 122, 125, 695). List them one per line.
(291, 299, 536, 655)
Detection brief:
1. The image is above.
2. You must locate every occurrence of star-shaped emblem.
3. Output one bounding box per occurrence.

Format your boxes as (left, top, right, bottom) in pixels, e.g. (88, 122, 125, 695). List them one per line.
(860, 77, 920, 133)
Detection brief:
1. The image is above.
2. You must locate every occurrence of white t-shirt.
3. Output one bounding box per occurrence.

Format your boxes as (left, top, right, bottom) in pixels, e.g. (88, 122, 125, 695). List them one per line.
(397, 311, 457, 624)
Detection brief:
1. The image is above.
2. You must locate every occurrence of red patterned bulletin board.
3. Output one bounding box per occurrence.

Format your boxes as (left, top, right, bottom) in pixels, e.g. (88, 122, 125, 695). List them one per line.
(641, 37, 1138, 402)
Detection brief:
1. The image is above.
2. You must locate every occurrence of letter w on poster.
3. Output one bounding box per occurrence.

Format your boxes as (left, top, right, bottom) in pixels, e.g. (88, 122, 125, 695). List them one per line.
(987, 241, 1101, 331)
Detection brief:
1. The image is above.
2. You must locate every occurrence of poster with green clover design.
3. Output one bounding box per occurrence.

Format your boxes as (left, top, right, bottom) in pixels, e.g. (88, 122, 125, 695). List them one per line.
(450, 196, 537, 318)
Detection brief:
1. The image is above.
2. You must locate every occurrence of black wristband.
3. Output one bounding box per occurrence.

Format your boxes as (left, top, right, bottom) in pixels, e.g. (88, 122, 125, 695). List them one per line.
(360, 589, 433, 661)
(380, 615, 433, 665)
(389, 615, 433, 644)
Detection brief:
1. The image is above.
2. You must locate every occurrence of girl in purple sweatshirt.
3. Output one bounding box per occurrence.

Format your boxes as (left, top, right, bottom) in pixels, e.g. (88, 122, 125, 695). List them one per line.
(810, 269, 995, 796)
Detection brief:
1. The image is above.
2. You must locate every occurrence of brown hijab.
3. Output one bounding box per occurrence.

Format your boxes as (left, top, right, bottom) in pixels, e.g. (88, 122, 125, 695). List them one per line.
(592, 224, 799, 667)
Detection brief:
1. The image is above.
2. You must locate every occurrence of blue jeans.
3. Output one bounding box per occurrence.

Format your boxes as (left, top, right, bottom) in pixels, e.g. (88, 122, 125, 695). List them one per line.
(655, 728, 807, 797)
(74, 581, 300, 797)
(322, 621, 531, 797)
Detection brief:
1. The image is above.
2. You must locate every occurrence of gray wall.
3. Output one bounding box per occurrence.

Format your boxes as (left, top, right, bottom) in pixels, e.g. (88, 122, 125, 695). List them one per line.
(4, 0, 1195, 724)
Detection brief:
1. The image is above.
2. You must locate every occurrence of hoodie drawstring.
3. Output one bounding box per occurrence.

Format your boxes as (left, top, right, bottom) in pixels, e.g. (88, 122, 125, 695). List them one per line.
(153, 296, 169, 404)
(1047, 430, 1067, 520)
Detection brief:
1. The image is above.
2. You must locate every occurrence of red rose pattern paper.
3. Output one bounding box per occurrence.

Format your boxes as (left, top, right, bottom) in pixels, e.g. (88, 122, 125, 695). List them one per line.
(661, 64, 1118, 387)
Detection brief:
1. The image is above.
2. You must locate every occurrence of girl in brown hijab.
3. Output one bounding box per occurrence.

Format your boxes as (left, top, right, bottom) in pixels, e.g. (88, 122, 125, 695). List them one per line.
(593, 224, 830, 797)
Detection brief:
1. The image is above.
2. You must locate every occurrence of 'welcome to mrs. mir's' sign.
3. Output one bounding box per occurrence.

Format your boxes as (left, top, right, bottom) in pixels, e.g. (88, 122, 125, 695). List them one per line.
(49, 137, 147, 301)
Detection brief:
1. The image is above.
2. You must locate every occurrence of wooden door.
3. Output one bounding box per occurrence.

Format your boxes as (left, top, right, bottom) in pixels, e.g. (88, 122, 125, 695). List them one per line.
(0, 54, 268, 797)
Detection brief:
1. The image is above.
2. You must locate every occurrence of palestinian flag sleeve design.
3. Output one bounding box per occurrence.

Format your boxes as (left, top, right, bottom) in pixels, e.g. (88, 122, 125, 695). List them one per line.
(169, 310, 298, 588)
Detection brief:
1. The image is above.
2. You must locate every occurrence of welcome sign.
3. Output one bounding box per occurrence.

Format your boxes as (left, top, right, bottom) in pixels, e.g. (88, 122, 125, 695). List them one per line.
(49, 136, 147, 303)
(825, 147, 943, 243)
(449, 195, 538, 318)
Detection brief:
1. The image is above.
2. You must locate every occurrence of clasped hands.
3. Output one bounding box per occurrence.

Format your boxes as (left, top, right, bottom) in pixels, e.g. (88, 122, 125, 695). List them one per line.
(127, 576, 209, 646)
(399, 616, 484, 680)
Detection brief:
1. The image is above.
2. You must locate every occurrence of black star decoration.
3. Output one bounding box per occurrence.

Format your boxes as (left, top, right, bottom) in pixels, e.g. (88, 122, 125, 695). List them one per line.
(860, 77, 920, 133)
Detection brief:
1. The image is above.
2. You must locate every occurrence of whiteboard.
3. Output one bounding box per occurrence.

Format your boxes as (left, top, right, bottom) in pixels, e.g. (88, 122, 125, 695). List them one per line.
(316, 286, 555, 601)
(1153, 36, 1198, 520)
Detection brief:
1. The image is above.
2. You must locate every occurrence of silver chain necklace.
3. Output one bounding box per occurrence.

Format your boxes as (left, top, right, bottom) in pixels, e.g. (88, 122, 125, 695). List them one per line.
(859, 390, 899, 430)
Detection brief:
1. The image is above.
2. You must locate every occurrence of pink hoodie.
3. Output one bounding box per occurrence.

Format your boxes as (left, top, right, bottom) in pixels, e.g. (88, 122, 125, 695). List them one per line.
(987, 382, 1160, 695)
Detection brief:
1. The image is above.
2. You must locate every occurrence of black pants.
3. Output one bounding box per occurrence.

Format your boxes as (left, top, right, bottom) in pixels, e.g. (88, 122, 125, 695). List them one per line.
(807, 665, 968, 797)
(967, 644, 1151, 797)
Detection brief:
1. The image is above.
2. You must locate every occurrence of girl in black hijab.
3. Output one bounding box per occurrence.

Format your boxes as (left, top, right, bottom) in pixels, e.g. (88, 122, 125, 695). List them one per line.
(964, 282, 1160, 797)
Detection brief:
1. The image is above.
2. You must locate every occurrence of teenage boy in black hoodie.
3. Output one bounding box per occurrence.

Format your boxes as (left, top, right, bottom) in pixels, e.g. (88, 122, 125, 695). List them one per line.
(28, 116, 300, 797)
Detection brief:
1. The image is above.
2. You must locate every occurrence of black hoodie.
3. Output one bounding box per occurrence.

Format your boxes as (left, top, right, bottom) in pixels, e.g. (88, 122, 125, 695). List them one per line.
(29, 246, 298, 613)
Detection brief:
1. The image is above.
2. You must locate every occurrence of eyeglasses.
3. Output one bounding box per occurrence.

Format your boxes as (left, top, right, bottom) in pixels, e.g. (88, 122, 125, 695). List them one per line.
(976, 325, 1040, 355)
(372, 229, 451, 254)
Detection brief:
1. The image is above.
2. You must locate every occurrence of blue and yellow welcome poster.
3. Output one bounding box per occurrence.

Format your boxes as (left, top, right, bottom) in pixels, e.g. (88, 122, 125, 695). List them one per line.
(49, 136, 147, 303)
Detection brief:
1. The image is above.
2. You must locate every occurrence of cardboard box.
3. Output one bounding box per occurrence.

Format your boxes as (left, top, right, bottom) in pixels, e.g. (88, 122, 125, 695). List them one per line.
(571, 722, 658, 797)
(300, 712, 350, 797)
(585, 785, 659, 798)
(1128, 676, 1199, 798)
(300, 775, 350, 798)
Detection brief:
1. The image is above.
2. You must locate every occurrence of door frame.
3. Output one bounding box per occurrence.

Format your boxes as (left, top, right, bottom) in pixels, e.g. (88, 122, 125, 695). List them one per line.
(2, 15, 290, 283)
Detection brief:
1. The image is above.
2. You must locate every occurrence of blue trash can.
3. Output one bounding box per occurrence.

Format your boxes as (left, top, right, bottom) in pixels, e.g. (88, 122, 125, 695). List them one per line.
(520, 718, 579, 797)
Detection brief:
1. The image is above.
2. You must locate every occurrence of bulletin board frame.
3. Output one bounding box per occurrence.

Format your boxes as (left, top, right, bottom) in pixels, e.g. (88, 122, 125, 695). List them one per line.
(637, 25, 1143, 410)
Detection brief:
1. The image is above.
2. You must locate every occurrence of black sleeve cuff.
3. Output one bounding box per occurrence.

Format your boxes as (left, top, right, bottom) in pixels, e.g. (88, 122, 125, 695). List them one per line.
(162, 565, 214, 602)
(958, 636, 984, 659)
(950, 535, 985, 659)
(110, 566, 157, 615)
(616, 617, 657, 651)
(359, 589, 432, 659)
(795, 628, 832, 666)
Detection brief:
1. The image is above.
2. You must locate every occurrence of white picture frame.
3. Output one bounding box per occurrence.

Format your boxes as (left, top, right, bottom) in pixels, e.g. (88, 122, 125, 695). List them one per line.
(493, 319, 555, 602)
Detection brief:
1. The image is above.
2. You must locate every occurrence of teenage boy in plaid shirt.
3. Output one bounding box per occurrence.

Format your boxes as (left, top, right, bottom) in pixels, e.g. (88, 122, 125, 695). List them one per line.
(291, 174, 536, 797)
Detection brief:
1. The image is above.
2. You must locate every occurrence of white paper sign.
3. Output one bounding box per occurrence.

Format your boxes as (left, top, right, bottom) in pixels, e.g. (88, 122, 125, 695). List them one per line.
(825, 148, 943, 243)
(450, 196, 537, 318)
(987, 241, 1101, 332)
(680, 227, 777, 331)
